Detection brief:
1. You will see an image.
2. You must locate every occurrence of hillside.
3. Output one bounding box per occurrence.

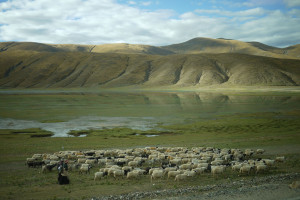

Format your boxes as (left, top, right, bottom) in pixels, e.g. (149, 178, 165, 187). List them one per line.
(1, 37, 300, 58)
(161, 37, 300, 59)
(0, 50, 299, 88)
(0, 37, 299, 89)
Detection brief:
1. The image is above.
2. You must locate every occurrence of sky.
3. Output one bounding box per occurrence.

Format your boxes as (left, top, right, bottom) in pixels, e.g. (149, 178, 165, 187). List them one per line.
(0, 0, 300, 47)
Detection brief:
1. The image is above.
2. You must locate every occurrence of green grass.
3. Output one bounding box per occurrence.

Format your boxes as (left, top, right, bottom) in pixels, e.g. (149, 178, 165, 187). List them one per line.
(0, 110, 299, 199)
(0, 128, 54, 137)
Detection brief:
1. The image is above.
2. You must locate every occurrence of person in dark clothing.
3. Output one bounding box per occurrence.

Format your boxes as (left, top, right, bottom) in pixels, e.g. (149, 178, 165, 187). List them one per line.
(58, 173, 69, 185)
(57, 159, 69, 184)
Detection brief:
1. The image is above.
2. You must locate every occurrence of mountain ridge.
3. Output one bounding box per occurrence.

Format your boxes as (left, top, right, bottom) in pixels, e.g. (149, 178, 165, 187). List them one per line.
(0, 37, 299, 89)
(1, 37, 300, 59)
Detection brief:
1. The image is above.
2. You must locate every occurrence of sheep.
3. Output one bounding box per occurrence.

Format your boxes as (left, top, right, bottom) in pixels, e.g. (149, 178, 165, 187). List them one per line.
(239, 165, 254, 175)
(211, 166, 225, 177)
(255, 164, 268, 174)
(94, 172, 104, 181)
(113, 170, 124, 179)
(151, 170, 164, 182)
(149, 168, 161, 175)
(256, 149, 265, 154)
(175, 174, 187, 181)
(108, 168, 117, 177)
(26, 158, 37, 168)
(211, 160, 223, 166)
(169, 158, 181, 166)
(77, 158, 87, 164)
(194, 167, 206, 175)
(85, 159, 97, 165)
(168, 171, 181, 179)
(41, 163, 57, 173)
(264, 159, 275, 167)
(275, 156, 285, 162)
(232, 164, 242, 172)
(179, 163, 193, 170)
(50, 155, 59, 161)
(164, 167, 177, 175)
(68, 163, 80, 171)
(98, 159, 106, 166)
(289, 181, 300, 189)
(79, 164, 91, 174)
(127, 171, 140, 179)
(184, 170, 197, 178)
(128, 161, 139, 167)
(131, 168, 146, 175)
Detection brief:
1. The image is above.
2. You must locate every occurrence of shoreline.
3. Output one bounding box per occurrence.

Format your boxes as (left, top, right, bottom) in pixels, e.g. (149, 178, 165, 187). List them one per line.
(0, 86, 300, 94)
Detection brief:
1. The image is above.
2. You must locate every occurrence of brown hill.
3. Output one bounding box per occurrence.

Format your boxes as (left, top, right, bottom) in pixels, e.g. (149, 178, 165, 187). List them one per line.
(161, 37, 300, 59)
(0, 42, 62, 52)
(0, 42, 173, 55)
(1, 38, 300, 59)
(0, 50, 299, 88)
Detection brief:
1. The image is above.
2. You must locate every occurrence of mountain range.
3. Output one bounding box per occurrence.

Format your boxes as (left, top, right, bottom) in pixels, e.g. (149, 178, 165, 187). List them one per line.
(0, 37, 299, 89)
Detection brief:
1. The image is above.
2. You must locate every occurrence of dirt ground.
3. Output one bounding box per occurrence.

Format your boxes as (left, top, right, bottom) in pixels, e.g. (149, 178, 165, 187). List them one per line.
(94, 173, 300, 200)
(154, 174, 300, 200)
(161, 182, 300, 200)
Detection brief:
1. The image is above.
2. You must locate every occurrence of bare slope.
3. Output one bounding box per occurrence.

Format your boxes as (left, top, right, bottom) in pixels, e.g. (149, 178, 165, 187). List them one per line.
(0, 42, 173, 55)
(161, 37, 300, 59)
(0, 50, 299, 88)
(1, 38, 300, 59)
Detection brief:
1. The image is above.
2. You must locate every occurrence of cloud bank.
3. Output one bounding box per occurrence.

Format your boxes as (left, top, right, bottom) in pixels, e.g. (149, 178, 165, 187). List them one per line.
(0, 0, 299, 47)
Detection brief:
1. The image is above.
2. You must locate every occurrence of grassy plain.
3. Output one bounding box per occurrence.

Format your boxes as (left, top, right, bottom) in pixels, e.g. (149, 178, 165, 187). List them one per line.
(0, 110, 299, 199)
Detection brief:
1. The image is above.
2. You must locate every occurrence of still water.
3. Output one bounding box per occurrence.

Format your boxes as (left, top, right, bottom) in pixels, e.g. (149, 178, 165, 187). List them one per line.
(0, 91, 299, 136)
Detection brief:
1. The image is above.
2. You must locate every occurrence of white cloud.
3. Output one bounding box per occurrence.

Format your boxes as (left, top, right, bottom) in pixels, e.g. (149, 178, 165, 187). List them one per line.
(196, 7, 266, 17)
(284, 0, 300, 7)
(141, 1, 151, 6)
(128, 1, 136, 5)
(0, 0, 299, 47)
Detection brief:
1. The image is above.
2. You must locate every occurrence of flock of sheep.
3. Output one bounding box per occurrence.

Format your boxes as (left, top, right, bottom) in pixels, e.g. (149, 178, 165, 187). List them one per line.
(26, 146, 285, 182)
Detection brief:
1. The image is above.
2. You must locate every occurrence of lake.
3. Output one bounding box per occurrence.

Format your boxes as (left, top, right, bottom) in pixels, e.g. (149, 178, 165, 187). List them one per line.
(0, 91, 299, 136)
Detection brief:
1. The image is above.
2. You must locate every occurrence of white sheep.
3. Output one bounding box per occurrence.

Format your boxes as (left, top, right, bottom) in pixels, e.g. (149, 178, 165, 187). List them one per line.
(108, 168, 117, 177)
(194, 167, 206, 175)
(255, 164, 268, 174)
(239, 165, 253, 175)
(113, 170, 124, 179)
(94, 172, 104, 181)
(164, 167, 177, 175)
(133, 168, 146, 175)
(128, 161, 139, 167)
(211, 160, 223, 166)
(85, 159, 96, 165)
(232, 164, 242, 172)
(167, 171, 181, 179)
(175, 174, 187, 181)
(149, 168, 161, 175)
(78, 158, 87, 164)
(179, 163, 193, 170)
(184, 170, 197, 177)
(127, 171, 140, 179)
(169, 158, 181, 166)
(151, 170, 164, 182)
(211, 166, 225, 177)
(264, 159, 275, 167)
(275, 156, 285, 162)
(256, 149, 265, 154)
(79, 164, 91, 174)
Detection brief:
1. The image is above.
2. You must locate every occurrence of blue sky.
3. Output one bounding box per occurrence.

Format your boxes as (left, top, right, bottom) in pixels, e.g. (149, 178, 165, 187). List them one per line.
(0, 0, 300, 47)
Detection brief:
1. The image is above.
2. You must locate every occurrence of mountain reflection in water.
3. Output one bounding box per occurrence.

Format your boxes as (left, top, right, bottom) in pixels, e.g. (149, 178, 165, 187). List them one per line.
(0, 91, 299, 136)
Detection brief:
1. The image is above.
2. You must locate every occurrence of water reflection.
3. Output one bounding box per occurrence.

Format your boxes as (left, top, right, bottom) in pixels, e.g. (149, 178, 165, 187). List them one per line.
(0, 91, 299, 136)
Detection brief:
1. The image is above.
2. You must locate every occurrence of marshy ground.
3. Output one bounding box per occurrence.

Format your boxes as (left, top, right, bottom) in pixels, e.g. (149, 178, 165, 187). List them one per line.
(0, 91, 299, 199)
